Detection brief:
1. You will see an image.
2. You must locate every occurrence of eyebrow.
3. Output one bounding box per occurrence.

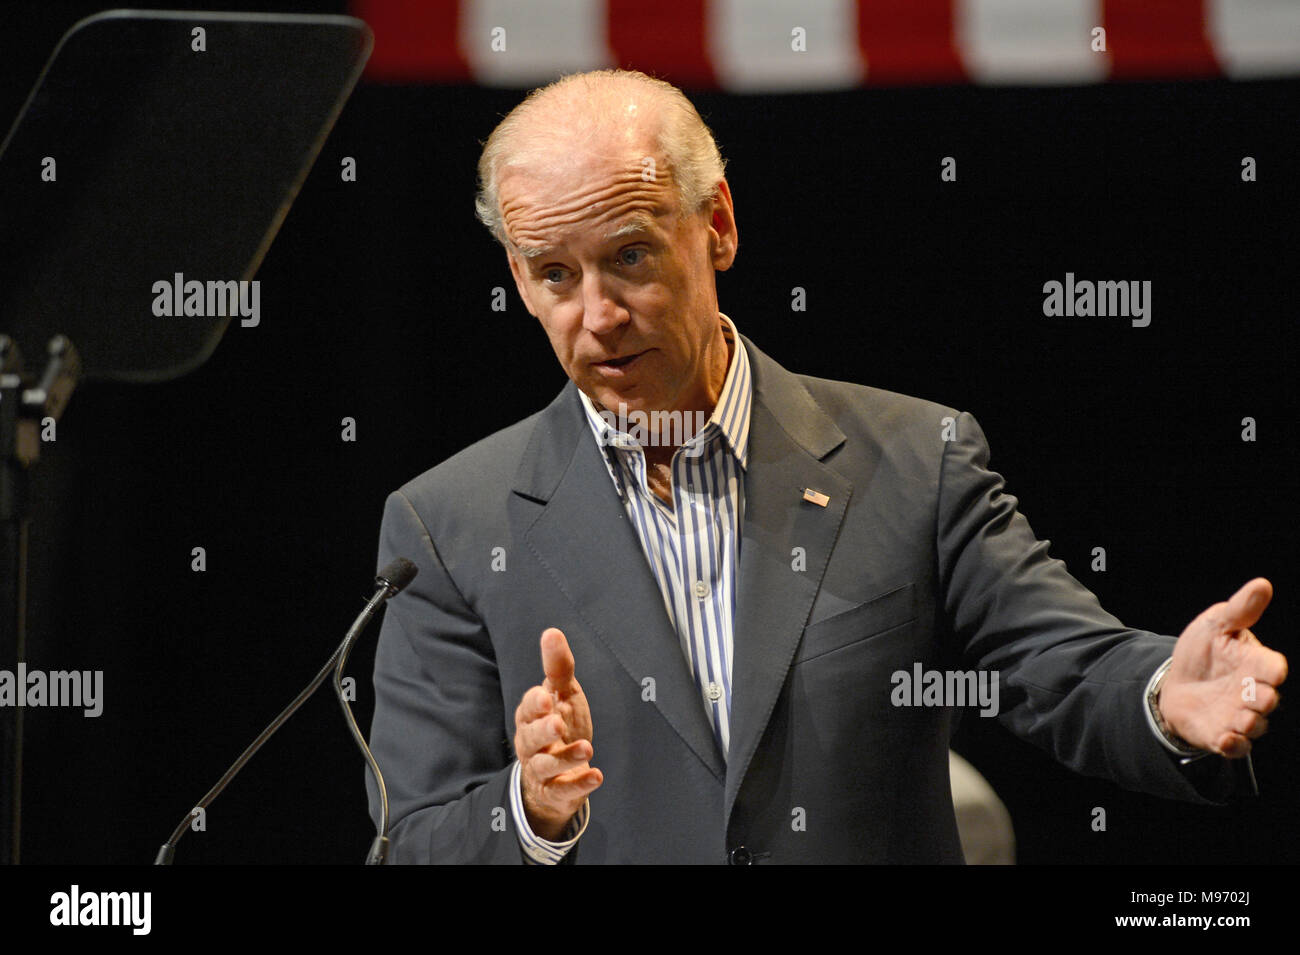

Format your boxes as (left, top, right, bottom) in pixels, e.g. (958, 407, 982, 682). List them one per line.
(514, 213, 658, 261)
(605, 214, 656, 241)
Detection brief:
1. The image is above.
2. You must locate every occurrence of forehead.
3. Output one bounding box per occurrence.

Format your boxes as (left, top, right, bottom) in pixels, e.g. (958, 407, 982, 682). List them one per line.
(498, 144, 680, 255)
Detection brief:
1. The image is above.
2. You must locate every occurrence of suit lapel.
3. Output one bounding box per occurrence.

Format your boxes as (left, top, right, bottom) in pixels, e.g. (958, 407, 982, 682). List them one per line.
(724, 339, 852, 822)
(512, 384, 727, 783)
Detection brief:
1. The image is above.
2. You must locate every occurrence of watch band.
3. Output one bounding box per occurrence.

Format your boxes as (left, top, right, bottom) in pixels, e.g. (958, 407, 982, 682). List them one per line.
(1145, 657, 1205, 758)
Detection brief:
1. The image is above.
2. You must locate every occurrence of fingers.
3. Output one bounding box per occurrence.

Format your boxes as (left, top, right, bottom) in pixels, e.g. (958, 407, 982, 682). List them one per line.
(1258, 645, 1289, 688)
(513, 683, 570, 758)
(515, 684, 555, 727)
(535, 765, 604, 805)
(1215, 731, 1251, 759)
(1205, 686, 1273, 757)
(515, 708, 565, 758)
(513, 630, 595, 761)
(511, 627, 602, 833)
(1237, 711, 1268, 740)
(1233, 638, 1288, 718)
(527, 739, 595, 780)
(540, 627, 576, 692)
(1216, 577, 1273, 634)
(1167, 584, 1284, 756)
(513, 697, 601, 819)
(1240, 641, 1287, 700)
(1243, 681, 1282, 715)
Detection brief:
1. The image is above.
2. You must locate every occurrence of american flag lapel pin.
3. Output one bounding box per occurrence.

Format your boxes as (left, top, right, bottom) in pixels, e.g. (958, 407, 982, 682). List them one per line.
(801, 487, 830, 507)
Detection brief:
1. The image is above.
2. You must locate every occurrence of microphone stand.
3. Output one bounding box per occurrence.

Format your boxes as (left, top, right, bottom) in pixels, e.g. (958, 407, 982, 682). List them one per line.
(334, 602, 390, 865)
(155, 561, 412, 865)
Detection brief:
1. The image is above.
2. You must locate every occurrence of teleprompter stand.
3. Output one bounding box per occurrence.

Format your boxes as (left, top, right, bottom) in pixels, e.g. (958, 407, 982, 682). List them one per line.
(0, 9, 372, 863)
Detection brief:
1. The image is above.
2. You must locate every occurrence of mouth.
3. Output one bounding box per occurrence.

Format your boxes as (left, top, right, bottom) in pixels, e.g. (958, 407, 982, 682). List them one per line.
(592, 350, 648, 373)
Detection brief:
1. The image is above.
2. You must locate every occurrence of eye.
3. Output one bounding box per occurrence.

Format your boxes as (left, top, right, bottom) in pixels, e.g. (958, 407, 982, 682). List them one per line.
(542, 267, 569, 285)
(618, 248, 647, 267)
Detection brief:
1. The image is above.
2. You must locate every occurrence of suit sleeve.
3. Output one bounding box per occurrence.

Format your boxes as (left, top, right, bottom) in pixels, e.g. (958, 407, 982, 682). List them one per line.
(365, 489, 529, 863)
(935, 411, 1240, 805)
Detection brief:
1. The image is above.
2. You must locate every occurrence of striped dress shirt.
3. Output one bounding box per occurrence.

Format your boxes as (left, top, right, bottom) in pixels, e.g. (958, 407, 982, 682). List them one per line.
(579, 312, 752, 757)
(512, 312, 752, 862)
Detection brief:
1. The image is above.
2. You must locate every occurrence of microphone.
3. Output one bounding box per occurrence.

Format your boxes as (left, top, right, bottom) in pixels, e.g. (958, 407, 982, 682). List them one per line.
(154, 558, 418, 865)
(375, 557, 417, 597)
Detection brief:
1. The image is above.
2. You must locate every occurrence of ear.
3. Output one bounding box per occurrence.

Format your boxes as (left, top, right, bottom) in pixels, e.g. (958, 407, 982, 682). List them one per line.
(706, 179, 738, 271)
(506, 247, 539, 318)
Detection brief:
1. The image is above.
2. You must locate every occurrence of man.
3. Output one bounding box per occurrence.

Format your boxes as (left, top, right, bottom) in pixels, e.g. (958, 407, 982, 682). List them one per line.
(366, 69, 1286, 863)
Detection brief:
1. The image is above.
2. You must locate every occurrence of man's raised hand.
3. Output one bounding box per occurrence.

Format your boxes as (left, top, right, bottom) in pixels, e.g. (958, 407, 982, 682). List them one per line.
(1160, 578, 1288, 758)
(513, 627, 603, 841)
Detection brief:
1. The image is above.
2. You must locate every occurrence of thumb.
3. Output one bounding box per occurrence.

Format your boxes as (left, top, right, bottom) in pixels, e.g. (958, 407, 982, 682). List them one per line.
(540, 627, 576, 691)
(1218, 578, 1273, 634)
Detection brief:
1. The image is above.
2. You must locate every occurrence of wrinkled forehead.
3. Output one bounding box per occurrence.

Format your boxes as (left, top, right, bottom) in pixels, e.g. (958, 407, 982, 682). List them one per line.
(498, 141, 681, 254)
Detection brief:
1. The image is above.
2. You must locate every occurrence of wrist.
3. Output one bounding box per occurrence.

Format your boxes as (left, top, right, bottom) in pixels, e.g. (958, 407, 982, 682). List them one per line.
(510, 762, 590, 864)
(526, 806, 575, 842)
(520, 775, 582, 840)
(1147, 658, 1203, 756)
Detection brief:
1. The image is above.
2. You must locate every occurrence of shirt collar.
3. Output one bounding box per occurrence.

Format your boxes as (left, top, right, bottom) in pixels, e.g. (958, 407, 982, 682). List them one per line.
(578, 312, 752, 471)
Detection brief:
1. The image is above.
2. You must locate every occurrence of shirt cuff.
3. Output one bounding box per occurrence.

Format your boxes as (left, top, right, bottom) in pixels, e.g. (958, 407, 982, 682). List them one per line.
(1144, 657, 1211, 762)
(509, 760, 590, 865)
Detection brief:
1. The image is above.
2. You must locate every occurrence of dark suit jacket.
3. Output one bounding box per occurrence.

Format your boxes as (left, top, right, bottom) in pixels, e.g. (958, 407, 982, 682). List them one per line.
(366, 335, 1237, 863)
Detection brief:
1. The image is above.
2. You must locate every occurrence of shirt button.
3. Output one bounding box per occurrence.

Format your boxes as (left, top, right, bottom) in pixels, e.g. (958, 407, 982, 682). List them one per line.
(694, 579, 709, 598)
(705, 681, 722, 702)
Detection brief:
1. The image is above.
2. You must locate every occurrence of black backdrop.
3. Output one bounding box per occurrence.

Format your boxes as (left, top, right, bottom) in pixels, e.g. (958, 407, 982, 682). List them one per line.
(3, 2, 1296, 866)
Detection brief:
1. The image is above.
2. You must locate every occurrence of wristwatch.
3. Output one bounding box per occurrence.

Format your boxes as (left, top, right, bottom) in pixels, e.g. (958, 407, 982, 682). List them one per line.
(1145, 657, 1206, 759)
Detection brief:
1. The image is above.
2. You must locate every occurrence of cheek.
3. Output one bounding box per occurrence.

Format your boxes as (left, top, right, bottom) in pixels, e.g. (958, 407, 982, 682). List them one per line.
(538, 308, 583, 356)
(630, 279, 677, 317)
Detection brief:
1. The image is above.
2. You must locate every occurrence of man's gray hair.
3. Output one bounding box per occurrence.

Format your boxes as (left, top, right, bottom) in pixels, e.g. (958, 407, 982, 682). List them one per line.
(474, 69, 727, 248)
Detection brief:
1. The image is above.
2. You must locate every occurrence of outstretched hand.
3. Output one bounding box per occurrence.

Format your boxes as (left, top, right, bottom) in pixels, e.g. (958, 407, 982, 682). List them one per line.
(513, 628, 603, 840)
(1160, 578, 1288, 758)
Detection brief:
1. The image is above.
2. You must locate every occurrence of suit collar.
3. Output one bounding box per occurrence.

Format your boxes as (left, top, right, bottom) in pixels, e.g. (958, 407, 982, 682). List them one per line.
(744, 334, 846, 461)
(512, 333, 845, 502)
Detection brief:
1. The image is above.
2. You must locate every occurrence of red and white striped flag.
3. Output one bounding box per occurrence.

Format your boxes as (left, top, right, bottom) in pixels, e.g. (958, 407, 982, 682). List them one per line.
(352, 0, 1300, 87)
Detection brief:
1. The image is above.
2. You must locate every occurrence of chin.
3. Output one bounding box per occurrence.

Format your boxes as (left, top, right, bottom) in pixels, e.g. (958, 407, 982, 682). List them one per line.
(594, 391, 661, 415)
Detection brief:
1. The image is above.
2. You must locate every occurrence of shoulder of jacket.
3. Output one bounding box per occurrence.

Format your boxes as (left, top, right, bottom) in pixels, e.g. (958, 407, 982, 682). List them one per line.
(391, 407, 547, 509)
(793, 372, 962, 433)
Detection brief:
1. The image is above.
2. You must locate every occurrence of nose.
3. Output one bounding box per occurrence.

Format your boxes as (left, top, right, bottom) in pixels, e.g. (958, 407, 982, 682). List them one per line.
(580, 270, 629, 334)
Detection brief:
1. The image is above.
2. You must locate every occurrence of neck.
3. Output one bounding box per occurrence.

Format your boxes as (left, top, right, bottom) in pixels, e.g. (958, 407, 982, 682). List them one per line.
(645, 326, 732, 468)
